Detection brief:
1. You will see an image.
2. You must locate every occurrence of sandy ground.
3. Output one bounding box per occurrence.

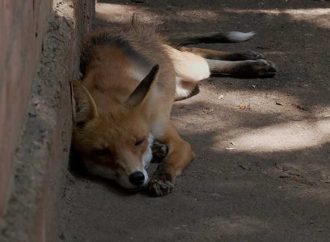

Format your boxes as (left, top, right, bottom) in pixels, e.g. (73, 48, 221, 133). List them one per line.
(60, 0, 330, 241)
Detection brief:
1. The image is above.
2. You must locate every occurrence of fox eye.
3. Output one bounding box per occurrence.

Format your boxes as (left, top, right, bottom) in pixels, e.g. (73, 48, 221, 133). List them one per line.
(135, 138, 145, 146)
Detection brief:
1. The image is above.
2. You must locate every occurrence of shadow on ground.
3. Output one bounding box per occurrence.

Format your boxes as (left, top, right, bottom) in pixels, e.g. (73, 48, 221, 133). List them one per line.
(60, 1, 330, 241)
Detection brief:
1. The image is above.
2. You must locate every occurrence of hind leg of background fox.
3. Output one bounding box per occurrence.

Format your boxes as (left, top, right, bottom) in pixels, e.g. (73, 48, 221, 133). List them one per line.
(179, 46, 265, 61)
(166, 45, 211, 100)
(172, 49, 276, 100)
(148, 123, 194, 196)
(178, 46, 276, 77)
(206, 58, 276, 78)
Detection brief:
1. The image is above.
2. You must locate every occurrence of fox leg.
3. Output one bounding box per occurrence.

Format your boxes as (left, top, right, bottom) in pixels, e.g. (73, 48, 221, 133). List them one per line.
(166, 44, 276, 101)
(206, 58, 276, 78)
(170, 31, 255, 45)
(164, 45, 210, 100)
(148, 123, 194, 196)
(178, 46, 276, 77)
(175, 78, 201, 101)
(179, 46, 265, 61)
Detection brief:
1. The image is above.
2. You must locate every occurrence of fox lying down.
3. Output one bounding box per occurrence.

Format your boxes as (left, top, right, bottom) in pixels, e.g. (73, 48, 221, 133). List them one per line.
(72, 21, 276, 196)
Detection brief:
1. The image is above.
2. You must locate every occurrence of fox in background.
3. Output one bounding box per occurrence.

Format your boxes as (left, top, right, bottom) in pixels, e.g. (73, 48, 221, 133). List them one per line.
(71, 18, 276, 197)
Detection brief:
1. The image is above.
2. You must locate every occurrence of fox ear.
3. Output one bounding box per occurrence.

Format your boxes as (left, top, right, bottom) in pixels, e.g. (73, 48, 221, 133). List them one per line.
(71, 80, 98, 127)
(126, 65, 159, 107)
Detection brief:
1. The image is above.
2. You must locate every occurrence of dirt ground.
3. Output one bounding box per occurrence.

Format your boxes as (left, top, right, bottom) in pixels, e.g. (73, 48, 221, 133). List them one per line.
(60, 0, 330, 241)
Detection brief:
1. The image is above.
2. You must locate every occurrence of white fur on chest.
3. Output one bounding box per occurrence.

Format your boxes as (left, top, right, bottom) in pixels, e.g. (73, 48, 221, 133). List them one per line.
(142, 133, 154, 169)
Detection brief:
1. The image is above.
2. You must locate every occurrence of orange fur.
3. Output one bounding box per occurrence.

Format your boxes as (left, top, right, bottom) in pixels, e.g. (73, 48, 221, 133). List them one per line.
(72, 23, 276, 196)
(72, 24, 194, 195)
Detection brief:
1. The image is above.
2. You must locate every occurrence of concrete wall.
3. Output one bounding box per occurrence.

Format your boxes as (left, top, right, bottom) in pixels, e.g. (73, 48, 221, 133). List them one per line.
(0, 0, 94, 241)
(0, 0, 52, 217)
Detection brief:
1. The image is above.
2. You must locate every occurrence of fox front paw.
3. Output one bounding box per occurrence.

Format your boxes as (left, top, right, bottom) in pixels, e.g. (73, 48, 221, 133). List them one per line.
(147, 172, 174, 197)
(151, 141, 168, 163)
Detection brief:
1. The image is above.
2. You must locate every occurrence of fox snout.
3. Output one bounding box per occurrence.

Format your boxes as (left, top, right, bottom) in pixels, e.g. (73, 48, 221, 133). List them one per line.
(84, 158, 150, 190)
(117, 168, 149, 190)
(129, 171, 145, 186)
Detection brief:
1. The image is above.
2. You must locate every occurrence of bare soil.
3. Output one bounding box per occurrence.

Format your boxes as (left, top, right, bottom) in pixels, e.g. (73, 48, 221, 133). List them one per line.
(60, 0, 330, 241)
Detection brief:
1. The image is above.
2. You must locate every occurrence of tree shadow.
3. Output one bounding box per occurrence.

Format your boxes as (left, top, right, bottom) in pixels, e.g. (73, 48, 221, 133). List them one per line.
(63, 1, 330, 241)
(93, 0, 330, 109)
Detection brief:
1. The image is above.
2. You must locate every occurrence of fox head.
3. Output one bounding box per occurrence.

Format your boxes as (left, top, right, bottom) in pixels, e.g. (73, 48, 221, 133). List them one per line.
(72, 65, 159, 190)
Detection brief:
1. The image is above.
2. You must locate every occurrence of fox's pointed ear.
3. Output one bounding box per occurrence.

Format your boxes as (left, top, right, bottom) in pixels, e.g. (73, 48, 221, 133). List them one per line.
(71, 80, 98, 127)
(126, 65, 159, 107)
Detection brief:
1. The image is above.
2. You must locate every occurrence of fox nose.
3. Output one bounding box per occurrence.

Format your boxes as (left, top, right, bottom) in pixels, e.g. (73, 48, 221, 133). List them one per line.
(129, 171, 145, 186)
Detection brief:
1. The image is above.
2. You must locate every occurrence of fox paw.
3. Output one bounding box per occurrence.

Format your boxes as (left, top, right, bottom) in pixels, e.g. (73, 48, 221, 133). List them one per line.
(151, 141, 168, 163)
(147, 173, 174, 197)
(242, 50, 265, 60)
(240, 59, 276, 78)
(253, 59, 277, 77)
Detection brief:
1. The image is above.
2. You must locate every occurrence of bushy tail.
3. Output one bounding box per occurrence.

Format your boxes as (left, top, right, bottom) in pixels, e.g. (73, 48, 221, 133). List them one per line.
(171, 31, 255, 45)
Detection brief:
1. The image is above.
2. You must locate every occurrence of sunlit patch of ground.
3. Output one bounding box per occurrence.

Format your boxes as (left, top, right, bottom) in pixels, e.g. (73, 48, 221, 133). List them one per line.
(214, 118, 330, 152)
(96, 3, 160, 24)
(96, 2, 220, 25)
(224, 8, 330, 29)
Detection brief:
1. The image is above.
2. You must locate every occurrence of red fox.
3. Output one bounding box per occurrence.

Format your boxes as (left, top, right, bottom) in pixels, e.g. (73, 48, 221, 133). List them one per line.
(72, 21, 276, 196)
